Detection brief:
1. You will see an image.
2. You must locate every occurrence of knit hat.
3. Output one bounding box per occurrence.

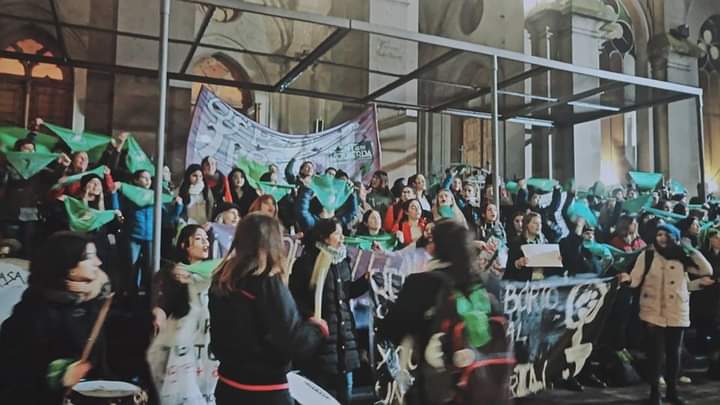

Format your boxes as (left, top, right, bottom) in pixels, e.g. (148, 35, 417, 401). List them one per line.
(656, 223, 681, 242)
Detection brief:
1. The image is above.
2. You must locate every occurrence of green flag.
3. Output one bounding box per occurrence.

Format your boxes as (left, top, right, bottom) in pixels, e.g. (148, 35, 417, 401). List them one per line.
(309, 174, 354, 212)
(186, 258, 223, 279)
(345, 233, 397, 251)
(567, 199, 598, 227)
(257, 181, 293, 201)
(622, 195, 653, 214)
(51, 165, 106, 190)
(505, 181, 519, 195)
(125, 136, 155, 175)
(64, 196, 116, 232)
(527, 178, 558, 194)
(3, 151, 59, 179)
(589, 181, 607, 198)
(44, 122, 111, 152)
(582, 241, 614, 273)
(118, 182, 173, 207)
(0, 126, 59, 154)
(668, 179, 687, 195)
(236, 155, 267, 189)
(628, 171, 663, 191)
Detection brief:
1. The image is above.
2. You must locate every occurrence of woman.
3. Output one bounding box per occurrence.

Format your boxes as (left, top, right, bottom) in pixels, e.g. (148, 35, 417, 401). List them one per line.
(609, 215, 646, 252)
(476, 202, 507, 245)
(201, 156, 227, 203)
(384, 186, 416, 232)
(356, 209, 385, 237)
(431, 189, 467, 227)
(506, 211, 525, 245)
(381, 220, 505, 404)
(148, 225, 217, 405)
(503, 212, 561, 281)
(209, 214, 327, 405)
(693, 228, 720, 356)
(366, 170, 393, 220)
(226, 168, 259, 217)
(178, 164, 215, 225)
(392, 199, 427, 247)
(408, 174, 431, 212)
(619, 224, 713, 405)
(248, 194, 279, 218)
(0, 231, 111, 404)
(677, 215, 701, 249)
(289, 218, 369, 404)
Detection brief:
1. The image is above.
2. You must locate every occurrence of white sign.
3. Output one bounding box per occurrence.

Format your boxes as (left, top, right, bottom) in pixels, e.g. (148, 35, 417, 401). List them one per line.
(0, 258, 29, 328)
(287, 372, 340, 405)
(521, 244, 563, 268)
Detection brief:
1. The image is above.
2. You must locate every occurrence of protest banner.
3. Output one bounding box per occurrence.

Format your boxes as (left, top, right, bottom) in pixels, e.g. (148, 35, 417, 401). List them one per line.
(186, 87, 381, 183)
(0, 258, 29, 328)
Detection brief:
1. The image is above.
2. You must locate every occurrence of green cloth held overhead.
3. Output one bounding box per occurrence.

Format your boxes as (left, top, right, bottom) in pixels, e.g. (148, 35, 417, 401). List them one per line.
(257, 181, 294, 201)
(2, 151, 59, 179)
(622, 195, 654, 214)
(186, 258, 223, 279)
(567, 199, 598, 227)
(344, 233, 397, 251)
(527, 178, 558, 194)
(668, 179, 688, 195)
(118, 182, 174, 207)
(64, 196, 116, 232)
(309, 174, 354, 212)
(125, 136, 155, 175)
(628, 171, 663, 191)
(584, 241, 643, 273)
(0, 126, 59, 153)
(643, 207, 687, 223)
(505, 181, 519, 194)
(44, 122, 111, 153)
(236, 155, 267, 189)
(589, 181, 607, 198)
(51, 165, 106, 190)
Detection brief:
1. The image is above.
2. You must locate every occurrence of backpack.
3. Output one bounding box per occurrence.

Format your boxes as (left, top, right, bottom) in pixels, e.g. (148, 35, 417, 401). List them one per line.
(419, 272, 515, 404)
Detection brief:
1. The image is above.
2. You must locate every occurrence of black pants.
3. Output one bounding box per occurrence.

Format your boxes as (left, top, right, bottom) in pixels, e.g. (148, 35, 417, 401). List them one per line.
(305, 371, 353, 405)
(215, 381, 294, 405)
(646, 323, 684, 394)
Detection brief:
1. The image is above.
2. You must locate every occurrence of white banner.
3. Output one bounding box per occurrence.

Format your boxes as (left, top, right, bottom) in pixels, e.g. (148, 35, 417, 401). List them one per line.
(0, 258, 29, 328)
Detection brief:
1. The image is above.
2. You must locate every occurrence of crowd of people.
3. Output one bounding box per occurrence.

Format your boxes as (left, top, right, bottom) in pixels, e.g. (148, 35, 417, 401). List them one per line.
(0, 121, 719, 405)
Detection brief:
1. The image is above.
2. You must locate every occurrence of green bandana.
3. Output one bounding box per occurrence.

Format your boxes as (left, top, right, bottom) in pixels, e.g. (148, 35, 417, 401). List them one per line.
(455, 286, 492, 348)
(527, 178, 558, 194)
(125, 136, 155, 175)
(567, 199, 598, 227)
(257, 181, 293, 201)
(44, 122, 111, 153)
(643, 207, 687, 223)
(64, 196, 116, 232)
(3, 151, 59, 179)
(52, 165, 106, 190)
(344, 233, 396, 251)
(186, 258, 222, 279)
(668, 179, 687, 195)
(309, 174, 354, 212)
(628, 171, 663, 191)
(118, 182, 173, 207)
(622, 195, 653, 214)
(0, 126, 59, 154)
(505, 181, 519, 194)
(236, 155, 267, 189)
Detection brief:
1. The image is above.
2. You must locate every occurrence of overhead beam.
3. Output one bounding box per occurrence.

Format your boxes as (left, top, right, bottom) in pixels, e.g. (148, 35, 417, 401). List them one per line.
(48, 0, 69, 61)
(273, 27, 349, 92)
(179, 5, 215, 74)
(361, 49, 461, 103)
(559, 92, 694, 126)
(429, 66, 548, 112)
(502, 81, 626, 121)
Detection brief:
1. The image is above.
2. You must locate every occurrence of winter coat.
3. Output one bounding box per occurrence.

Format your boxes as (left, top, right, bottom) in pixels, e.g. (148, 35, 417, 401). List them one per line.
(208, 273, 325, 386)
(559, 233, 602, 276)
(504, 235, 563, 282)
(228, 186, 258, 217)
(384, 202, 404, 233)
(0, 162, 64, 222)
(289, 249, 368, 375)
(392, 219, 427, 247)
(630, 249, 712, 327)
(0, 288, 110, 404)
(515, 186, 563, 242)
(114, 195, 183, 241)
(609, 235, 646, 253)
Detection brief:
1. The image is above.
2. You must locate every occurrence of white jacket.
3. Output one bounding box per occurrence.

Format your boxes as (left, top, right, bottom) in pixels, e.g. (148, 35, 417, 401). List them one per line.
(630, 249, 712, 327)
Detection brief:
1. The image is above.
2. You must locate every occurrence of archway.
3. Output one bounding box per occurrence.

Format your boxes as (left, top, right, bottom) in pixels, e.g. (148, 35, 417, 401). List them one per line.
(190, 54, 254, 114)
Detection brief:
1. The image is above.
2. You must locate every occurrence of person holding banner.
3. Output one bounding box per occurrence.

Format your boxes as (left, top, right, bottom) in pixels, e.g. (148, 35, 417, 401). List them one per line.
(209, 214, 328, 405)
(290, 218, 369, 404)
(0, 231, 112, 404)
(619, 223, 714, 405)
(503, 212, 564, 282)
(225, 168, 258, 217)
(148, 225, 218, 405)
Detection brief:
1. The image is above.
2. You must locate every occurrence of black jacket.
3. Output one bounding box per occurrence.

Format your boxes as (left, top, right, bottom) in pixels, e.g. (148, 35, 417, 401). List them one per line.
(515, 186, 563, 243)
(208, 273, 324, 385)
(559, 233, 602, 276)
(289, 249, 368, 375)
(503, 238, 564, 282)
(0, 288, 109, 404)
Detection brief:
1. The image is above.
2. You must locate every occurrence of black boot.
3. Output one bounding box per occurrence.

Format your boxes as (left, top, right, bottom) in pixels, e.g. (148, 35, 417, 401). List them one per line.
(665, 385, 685, 405)
(648, 386, 662, 405)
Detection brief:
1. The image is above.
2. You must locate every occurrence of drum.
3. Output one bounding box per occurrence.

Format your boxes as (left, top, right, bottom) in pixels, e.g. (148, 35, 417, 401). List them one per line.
(66, 380, 148, 405)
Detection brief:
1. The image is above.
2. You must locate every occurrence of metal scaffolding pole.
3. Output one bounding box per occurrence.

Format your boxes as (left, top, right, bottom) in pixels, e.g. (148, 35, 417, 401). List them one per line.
(153, 0, 171, 272)
(491, 55, 500, 210)
(697, 95, 707, 201)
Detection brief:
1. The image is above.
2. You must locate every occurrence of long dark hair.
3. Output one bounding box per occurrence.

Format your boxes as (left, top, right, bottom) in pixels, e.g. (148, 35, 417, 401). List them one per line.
(176, 224, 205, 264)
(228, 168, 256, 197)
(212, 214, 288, 295)
(29, 231, 91, 292)
(178, 164, 209, 205)
(432, 220, 478, 294)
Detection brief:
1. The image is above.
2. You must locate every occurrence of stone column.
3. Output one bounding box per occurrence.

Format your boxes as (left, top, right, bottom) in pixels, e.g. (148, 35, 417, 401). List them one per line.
(526, 0, 615, 187)
(648, 34, 703, 192)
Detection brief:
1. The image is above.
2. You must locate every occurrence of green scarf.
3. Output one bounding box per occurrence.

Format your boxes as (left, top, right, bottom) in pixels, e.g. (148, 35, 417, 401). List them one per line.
(118, 182, 173, 207)
(628, 171, 662, 191)
(52, 165, 106, 190)
(186, 258, 222, 279)
(345, 233, 396, 251)
(257, 181, 293, 201)
(64, 196, 116, 232)
(125, 136, 155, 175)
(44, 122, 111, 153)
(309, 174, 354, 212)
(3, 151, 59, 179)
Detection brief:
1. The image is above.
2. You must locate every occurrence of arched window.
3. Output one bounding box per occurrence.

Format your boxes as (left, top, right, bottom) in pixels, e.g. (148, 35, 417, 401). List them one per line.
(190, 54, 254, 113)
(0, 36, 73, 127)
